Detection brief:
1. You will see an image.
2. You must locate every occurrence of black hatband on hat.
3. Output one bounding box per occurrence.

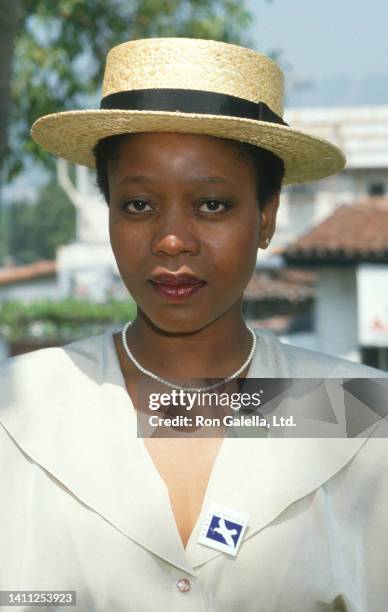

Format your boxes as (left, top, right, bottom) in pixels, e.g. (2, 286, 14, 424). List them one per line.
(100, 88, 288, 126)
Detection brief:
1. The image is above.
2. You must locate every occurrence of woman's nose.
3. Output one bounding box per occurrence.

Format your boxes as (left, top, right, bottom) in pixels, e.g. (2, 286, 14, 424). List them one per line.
(151, 211, 200, 256)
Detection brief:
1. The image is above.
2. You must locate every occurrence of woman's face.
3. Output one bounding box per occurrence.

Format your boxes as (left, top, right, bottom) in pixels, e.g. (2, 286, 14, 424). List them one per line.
(108, 132, 279, 333)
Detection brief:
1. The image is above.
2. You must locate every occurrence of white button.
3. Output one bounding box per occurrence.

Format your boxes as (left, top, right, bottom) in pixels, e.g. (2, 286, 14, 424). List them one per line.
(176, 578, 191, 593)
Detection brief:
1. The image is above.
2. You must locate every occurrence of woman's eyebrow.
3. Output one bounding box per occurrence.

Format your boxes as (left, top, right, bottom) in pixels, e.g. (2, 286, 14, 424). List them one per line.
(118, 174, 155, 185)
(190, 176, 231, 185)
(118, 174, 232, 185)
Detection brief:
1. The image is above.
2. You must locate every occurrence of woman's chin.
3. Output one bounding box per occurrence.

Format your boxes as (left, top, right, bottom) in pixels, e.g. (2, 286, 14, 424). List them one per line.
(139, 311, 214, 336)
(152, 319, 206, 335)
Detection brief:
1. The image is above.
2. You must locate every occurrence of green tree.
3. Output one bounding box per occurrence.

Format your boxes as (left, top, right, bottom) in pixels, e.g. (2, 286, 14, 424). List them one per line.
(2, 0, 258, 181)
(0, 1, 22, 177)
(8, 180, 75, 264)
(0, 297, 137, 343)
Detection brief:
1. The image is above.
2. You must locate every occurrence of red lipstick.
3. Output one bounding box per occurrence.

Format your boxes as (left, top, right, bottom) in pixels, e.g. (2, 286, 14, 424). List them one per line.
(148, 271, 207, 302)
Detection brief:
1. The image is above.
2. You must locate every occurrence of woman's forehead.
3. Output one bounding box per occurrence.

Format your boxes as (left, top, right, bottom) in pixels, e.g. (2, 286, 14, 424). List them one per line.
(119, 131, 242, 152)
(110, 132, 249, 173)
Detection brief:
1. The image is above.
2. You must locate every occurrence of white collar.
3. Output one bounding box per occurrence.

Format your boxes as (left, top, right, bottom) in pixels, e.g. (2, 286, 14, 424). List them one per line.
(0, 330, 371, 573)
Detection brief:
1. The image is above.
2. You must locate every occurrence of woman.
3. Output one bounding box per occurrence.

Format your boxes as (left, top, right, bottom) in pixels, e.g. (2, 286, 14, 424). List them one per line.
(0, 37, 387, 612)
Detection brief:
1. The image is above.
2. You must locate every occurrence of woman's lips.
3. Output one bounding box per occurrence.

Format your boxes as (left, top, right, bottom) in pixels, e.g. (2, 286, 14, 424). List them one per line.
(149, 279, 207, 301)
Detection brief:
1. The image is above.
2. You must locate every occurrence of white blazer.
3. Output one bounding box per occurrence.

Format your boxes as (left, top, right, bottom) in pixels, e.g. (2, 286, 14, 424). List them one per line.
(0, 328, 387, 611)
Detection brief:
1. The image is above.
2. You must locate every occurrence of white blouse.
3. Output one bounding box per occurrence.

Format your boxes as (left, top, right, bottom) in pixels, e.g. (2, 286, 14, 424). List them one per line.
(0, 328, 387, 611)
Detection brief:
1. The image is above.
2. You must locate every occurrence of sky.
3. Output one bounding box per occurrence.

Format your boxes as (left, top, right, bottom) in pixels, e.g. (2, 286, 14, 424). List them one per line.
(247, 0, 388, 106)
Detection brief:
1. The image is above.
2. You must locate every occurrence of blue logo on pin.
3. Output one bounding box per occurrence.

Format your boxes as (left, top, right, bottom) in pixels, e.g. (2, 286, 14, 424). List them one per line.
(207, 516, 242, 548)
(198, 503, 249, 557)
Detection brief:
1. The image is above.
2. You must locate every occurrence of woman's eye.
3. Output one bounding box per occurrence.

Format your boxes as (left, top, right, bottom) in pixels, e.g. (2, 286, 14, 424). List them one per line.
(198, 200, 230, 213)
(122, 200, 153, 213)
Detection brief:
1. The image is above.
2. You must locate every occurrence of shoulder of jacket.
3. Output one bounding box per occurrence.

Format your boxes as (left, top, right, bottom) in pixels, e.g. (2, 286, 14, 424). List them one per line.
(252, 328, 386, 378)
(0, 331, 110, 389)
(281, 342, 386, 378)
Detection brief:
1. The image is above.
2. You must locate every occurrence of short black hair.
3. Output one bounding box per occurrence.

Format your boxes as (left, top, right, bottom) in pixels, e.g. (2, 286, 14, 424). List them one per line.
(93, 133, 285, 208)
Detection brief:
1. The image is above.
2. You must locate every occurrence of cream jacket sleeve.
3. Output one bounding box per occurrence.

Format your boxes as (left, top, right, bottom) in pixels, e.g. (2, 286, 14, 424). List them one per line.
(0, 329, 387, 612)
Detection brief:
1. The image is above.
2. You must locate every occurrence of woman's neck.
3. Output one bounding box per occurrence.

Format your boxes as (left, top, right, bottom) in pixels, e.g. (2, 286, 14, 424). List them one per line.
(114, 305, 254, 381)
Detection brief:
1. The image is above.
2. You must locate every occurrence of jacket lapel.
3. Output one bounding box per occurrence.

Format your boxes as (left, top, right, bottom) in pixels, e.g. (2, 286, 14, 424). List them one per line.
(1, 330, 384, 575)
(184, 434, 368, 568)
(184, 330, 381, 568)
(0, 332, 194, 576)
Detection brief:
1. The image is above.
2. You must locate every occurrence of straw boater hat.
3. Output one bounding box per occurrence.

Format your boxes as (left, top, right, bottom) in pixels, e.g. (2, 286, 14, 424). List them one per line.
(31, 37, 345, 184)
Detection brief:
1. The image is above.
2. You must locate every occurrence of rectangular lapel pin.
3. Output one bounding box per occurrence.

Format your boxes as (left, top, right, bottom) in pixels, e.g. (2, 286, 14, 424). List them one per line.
(198, 502, 249, 557)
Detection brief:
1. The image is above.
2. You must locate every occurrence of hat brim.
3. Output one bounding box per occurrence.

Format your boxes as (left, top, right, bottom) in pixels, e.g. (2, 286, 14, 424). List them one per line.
(31, 109, 346, 185)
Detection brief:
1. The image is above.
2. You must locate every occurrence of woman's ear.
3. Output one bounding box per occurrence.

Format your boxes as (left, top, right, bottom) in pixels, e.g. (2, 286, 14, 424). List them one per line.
(258, 192, 280, 249)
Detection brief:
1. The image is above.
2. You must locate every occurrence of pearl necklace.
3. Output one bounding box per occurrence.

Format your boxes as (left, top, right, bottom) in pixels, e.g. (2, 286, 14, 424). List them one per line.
(121, 321, 257, 392)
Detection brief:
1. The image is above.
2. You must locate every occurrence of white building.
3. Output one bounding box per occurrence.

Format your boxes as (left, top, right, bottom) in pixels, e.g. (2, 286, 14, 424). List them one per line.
(0, 260, 57, 304)
(267, 105, 388, 252)
(283, 198, 388, 369)
(56, 159, 129, 302)
(267, 105, 388, 368)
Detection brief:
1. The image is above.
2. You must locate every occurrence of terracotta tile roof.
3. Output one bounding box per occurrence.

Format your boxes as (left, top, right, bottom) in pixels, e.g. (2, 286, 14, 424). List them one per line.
(284, 197, 388, 263)
(244, 268, 316, 303)
(0, 260, 56, 286)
